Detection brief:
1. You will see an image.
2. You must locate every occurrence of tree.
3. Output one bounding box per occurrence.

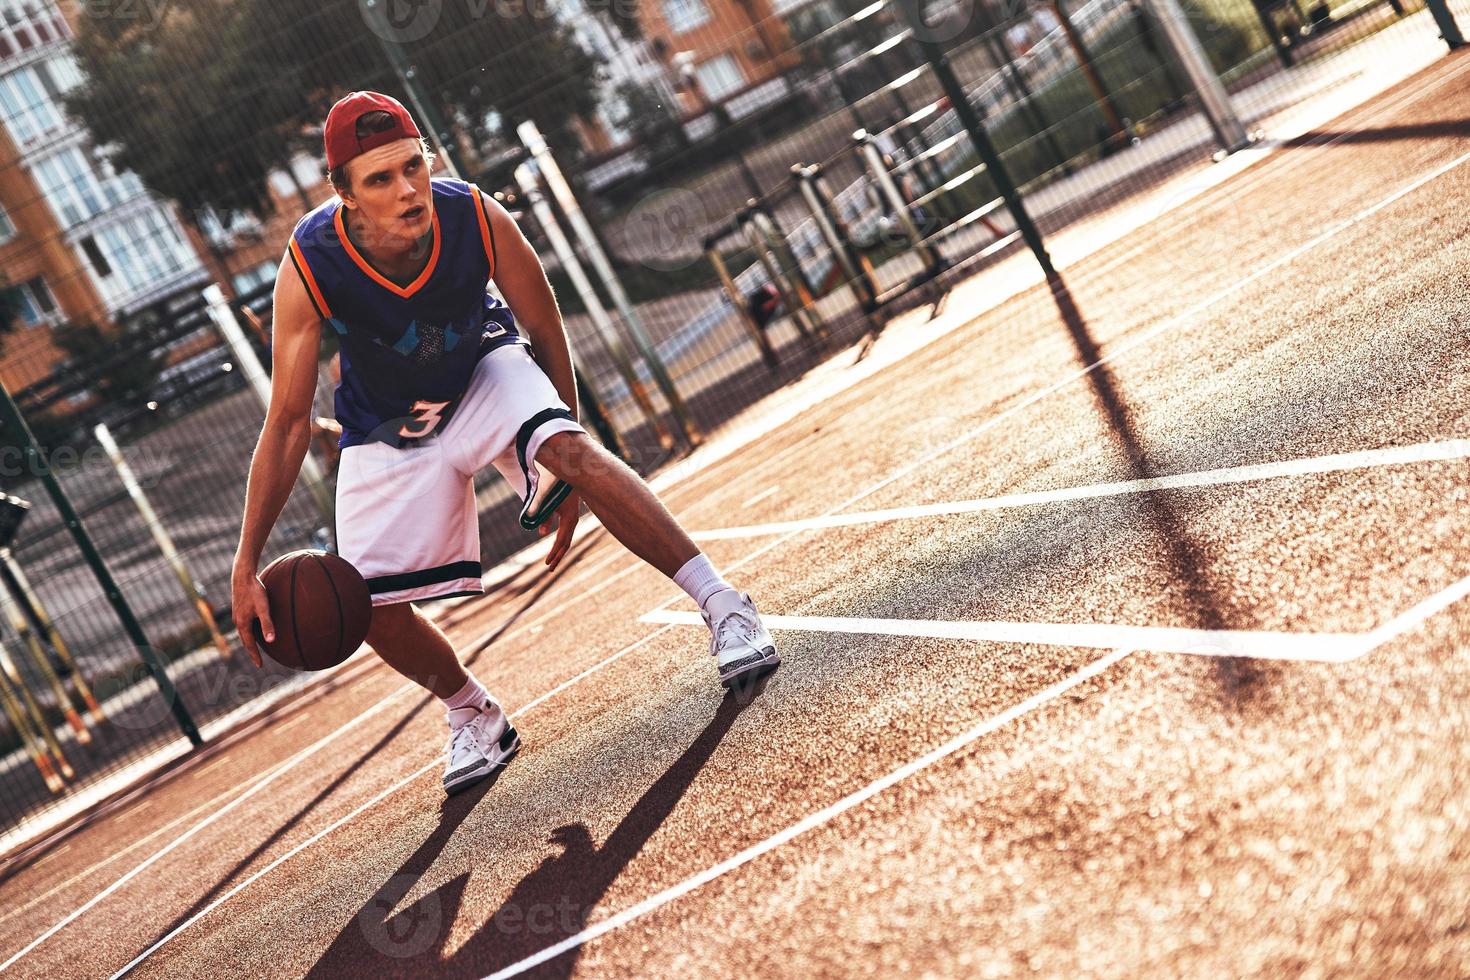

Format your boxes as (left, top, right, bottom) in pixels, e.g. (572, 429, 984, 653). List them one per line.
(614, 80, 689, 165)
(65, 0, 604, 223)
(50, 318, 168, 408)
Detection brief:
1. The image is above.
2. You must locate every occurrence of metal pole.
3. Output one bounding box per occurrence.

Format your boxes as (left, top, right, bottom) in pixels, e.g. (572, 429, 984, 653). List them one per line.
(203, 284, 336, 526)
(749, 207, 829, 340)
(890, 2, 1056, 278)
(1425, 0, 1465, 48)
(0, 380, 200, 746)
(1142, 0, 1252, 153)
(705, 244, 780, 368)
(1050, 0, 1132, 145)
(794, 164, 879, 311)
(740, 209, 815, 341)
(0, 636, 72, 778)
(513, 164, 675, 451)
(0, 549, 102, 722)
(0, 659, 61, 791)
(0, 585, 89, 742)
(988, 33, 1071, 175)
(857, 131, 945, 269)
(95, 423, 231, 660)
(517, 120, 703, 447)
(359, 0, 469, 178)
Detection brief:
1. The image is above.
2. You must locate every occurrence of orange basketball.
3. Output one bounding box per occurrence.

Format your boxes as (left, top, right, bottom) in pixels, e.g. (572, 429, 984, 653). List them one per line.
(254, 551, 372, 671)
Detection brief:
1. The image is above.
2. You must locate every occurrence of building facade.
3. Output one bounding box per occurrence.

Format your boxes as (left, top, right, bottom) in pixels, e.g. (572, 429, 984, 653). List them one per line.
(0, 0, 207, 392)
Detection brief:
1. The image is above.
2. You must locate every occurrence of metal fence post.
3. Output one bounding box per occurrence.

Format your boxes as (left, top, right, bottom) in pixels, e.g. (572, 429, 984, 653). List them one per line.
(517, 121, 703, 448)
(94, 422, 231, 660)
(512, 164, 675, 452)
(890, 1, 1055, 279)
(1425, 0, 1465, 47)
(1142, 0, 1252, 153)
(0, 380, 201, 747)
(0, 548, 102, 722)
(203, 284, 336, 527)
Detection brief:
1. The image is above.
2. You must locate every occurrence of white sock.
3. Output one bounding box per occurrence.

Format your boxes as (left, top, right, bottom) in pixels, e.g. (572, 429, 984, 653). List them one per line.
(441, 675, 491, 723)
(673, 554, 735, 610)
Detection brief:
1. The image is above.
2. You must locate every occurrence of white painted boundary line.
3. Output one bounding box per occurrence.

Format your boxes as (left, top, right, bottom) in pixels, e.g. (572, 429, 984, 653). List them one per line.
(481, 647, 1138, 979)
(645, 146, 1470, 616)
(105, 623, 677, 979)
(691, 440, 1470, 540)
(0, 685, 418, 973)
(505, 571, 1470, 978)
(640, 610, 1363, 662)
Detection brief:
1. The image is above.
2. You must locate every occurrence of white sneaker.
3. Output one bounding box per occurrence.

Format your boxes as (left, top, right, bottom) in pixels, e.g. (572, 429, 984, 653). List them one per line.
(703, 591, 780, 689)
(443, 701, 520, 794)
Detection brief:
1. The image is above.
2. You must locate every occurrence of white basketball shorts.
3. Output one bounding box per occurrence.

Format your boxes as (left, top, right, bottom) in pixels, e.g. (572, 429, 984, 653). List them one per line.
(335, 344, 585, 606)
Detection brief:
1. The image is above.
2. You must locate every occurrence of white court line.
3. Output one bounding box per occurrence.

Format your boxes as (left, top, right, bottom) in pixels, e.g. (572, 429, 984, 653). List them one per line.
(643, 144, 1470, 617)
(495, 571, 1470, 978)
(107, 623, 678, 979)
(91, 92, 1470, 980)
(740, 485, 781, 510)
(481, 646, 1138, 979)
(692, 440, 1470, 540)
(0, 684, 420, 973)
(640, 609, 1362, 662)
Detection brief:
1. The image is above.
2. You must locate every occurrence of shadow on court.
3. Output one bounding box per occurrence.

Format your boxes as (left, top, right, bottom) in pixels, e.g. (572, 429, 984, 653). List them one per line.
(1044, 272, 1273, 696)
(1283, 120, 1470, 146)
(304, 692, 751, 978)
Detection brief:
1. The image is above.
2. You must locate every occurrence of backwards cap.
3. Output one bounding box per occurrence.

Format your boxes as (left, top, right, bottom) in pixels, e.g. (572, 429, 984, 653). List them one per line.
(324, 91, 421, 171)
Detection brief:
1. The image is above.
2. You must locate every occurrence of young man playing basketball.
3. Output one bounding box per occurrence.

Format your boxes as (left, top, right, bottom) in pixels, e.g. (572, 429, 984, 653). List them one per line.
(230, 92, 778, 794)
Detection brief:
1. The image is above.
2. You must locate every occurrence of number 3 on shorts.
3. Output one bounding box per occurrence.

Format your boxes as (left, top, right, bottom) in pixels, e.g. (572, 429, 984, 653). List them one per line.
(399, 399, 450, 439)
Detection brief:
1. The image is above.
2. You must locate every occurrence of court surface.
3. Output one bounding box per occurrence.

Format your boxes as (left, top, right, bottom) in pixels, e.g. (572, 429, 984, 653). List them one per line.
(3, 53, 1470, 979)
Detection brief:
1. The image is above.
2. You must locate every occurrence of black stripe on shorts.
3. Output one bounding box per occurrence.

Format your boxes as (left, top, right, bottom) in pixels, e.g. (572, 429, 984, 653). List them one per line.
(365, 560, 483, 596)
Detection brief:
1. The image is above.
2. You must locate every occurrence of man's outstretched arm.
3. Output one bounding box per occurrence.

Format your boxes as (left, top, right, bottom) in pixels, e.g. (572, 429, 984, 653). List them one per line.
(230, 253, 324, 665)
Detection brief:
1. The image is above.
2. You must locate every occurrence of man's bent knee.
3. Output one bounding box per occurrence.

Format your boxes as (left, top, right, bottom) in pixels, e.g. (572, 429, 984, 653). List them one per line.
(536, 430, 603, 484)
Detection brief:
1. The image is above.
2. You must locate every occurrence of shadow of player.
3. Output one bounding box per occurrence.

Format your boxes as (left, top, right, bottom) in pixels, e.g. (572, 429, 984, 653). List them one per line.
(306, 689, 754, 978)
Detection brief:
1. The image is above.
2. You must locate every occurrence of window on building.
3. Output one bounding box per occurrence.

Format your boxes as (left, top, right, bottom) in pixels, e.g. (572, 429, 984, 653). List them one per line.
(0, 202, 13, 241)
(0, 2, 69, 63)
(231, 260, 275, 296)
(9, 276, 56, 326)
(31, 146, 143, 228)
(694, 54, 745, 101)
(0, 64, 63, 146)
(661, 0, 709, 33)
(93, 205, 196, 296)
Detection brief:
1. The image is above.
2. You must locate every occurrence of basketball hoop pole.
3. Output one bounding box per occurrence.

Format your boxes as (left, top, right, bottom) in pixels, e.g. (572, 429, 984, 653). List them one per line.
(0, 381, 202, 747)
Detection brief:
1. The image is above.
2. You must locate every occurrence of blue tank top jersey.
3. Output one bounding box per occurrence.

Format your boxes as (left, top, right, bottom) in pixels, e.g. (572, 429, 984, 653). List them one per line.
(288, 177, 525, 448)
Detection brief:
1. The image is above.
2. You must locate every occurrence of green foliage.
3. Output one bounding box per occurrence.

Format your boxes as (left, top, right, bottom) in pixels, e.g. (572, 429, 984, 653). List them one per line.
(614, 81, 689, 165)
(50, 317, 167, 408)
(65, 0, 604, 221)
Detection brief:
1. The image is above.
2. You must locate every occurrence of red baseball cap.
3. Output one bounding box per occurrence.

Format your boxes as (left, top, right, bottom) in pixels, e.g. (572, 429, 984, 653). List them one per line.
(324, 91, 421, 171)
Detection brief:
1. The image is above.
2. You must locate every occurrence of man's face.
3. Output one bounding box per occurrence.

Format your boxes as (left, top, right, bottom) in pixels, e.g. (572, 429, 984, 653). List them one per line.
(339, 137, 433, 243)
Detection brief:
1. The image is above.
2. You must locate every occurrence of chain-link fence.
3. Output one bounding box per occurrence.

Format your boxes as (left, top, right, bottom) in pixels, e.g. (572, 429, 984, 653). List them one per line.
(0, 0, 1460, 840)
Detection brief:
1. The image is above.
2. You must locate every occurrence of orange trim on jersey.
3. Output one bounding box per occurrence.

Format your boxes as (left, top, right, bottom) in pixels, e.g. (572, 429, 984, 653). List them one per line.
(288, 237, 333, 319)
(472, 188, 496, 277)
(334, 205, 442, 299)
